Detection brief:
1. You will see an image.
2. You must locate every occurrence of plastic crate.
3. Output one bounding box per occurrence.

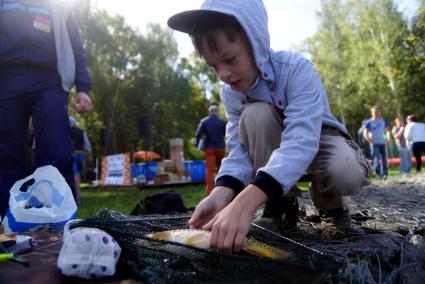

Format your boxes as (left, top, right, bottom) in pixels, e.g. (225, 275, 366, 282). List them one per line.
(184, 160, 206, 182)
(131, 162, 157, 181)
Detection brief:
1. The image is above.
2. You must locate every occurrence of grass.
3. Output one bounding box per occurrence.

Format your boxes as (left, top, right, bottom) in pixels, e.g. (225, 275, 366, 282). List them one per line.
(77, 183, 205, 218)
(77, 166, 404, 219)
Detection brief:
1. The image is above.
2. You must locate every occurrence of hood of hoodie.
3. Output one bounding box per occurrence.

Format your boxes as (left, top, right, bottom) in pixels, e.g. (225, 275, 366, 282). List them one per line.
(200, 0, 274, 84)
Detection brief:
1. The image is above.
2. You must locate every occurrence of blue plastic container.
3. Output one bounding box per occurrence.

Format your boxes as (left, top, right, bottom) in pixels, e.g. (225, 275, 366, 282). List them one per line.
(131, 162, 157, 181)
(184, 160, 206, 182)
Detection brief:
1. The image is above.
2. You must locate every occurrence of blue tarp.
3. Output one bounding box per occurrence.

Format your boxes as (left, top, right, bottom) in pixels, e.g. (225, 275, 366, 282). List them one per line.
(131, 160, 206, 182)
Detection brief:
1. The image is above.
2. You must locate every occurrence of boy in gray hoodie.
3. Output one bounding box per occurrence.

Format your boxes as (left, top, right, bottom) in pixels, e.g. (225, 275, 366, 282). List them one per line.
(168, 0, 371, 253)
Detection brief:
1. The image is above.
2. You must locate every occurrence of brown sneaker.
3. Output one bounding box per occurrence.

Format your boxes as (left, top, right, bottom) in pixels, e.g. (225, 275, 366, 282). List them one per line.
(253, 197, 299, 234)
(319, 206, 352, 230)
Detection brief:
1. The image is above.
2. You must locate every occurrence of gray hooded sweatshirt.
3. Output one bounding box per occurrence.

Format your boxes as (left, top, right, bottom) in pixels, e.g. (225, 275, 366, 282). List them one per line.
(199, 0, 347, 195)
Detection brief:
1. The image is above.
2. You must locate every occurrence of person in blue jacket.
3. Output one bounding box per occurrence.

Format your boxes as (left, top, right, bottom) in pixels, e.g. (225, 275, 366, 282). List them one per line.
(195, 104, 227, 195)
(0, 0, 92, 217)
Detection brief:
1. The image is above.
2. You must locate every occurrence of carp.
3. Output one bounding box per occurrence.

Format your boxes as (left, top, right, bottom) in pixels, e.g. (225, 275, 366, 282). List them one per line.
(147, 229, 290, 260)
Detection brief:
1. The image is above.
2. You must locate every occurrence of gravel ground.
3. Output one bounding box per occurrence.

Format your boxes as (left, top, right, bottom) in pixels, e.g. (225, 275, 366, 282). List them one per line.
(285, 174, 425, 283)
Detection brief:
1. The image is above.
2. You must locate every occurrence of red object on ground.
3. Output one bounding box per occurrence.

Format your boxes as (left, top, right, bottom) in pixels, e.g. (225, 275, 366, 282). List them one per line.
(387, 156, 425, 167)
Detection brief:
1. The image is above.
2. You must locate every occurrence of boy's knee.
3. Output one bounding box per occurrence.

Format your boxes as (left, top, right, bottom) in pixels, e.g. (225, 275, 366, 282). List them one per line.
(312, 136, 370, 196)
(330, 165, 364, 196)
(240, 102, 276, 125)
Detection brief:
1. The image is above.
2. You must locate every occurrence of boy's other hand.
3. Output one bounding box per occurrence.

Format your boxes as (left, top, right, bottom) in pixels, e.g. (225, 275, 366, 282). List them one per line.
(203, 185, 268, 254)
(188, 186, 234, 229)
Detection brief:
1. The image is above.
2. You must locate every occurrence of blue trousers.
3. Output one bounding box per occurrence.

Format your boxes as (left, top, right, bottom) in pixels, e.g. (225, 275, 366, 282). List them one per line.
(398, 147, 411, 174)
(0, 74, 74, 217)
(371, 144, 388, 178)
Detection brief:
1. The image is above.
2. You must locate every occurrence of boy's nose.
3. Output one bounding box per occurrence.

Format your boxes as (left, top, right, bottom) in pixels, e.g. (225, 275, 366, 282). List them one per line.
(217, 68, 231, 82)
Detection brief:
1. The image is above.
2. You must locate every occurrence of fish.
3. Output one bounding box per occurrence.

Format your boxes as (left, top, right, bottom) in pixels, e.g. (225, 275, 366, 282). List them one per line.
(147, 229, 290, 260)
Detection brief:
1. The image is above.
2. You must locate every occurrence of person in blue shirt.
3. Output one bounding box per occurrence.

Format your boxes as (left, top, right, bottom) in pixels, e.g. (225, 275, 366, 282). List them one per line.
(363, 106, 391, 179)
(168, 0, 371, 253)
(0, 0, 92, 217)
(195, 104, 227, 195)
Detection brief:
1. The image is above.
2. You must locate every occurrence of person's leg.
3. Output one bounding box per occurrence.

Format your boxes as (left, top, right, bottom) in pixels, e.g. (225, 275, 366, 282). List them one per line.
(215, 148, 225, 172)
(364, 143, 372, 160)
(72, 153, 83, 203)
(372, 144, 382, 177)
(74, 173, 81, 203)
(412, 143, 422, 172)
(239, 103, 283, 172)
(399, 147, 411, 174)
(0, 75, 31, 217)
(204, 148, 216, 195)
(380, 144, 388, 178)
(307, 132, 371, 228)
(213, 148, 226, 189)
(239, 102, 299, 232)
(406, 148, 412, 173)
(414, 142, 425, 172)
(419, 142, 425, 172)
(308, 134, 370, 209)
(31, 77, 75, 197)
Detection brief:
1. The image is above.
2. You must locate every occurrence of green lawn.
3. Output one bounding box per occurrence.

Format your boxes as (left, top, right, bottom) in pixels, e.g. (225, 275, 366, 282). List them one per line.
(78, 166, 403, 219)
(77, 183, 205, 218)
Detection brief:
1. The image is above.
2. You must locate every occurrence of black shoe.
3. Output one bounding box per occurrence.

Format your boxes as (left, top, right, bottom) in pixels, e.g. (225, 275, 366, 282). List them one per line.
(319, 206, 351, 230)
(253, 197, 299, 233)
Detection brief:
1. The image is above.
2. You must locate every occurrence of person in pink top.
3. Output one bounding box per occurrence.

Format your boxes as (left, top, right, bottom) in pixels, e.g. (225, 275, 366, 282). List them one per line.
(392, 117, 411, 174)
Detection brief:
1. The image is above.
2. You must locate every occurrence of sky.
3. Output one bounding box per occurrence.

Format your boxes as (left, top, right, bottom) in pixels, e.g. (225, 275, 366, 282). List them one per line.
(94, 0, 420, 58)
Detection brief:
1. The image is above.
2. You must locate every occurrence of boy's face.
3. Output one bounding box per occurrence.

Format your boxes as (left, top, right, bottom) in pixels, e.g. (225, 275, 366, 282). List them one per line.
(198, 30, 259, 92)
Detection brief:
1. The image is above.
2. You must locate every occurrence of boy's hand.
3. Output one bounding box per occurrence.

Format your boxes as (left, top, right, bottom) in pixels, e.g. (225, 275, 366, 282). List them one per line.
(188, 186, 235, 229)
(202, 185, 268, 254)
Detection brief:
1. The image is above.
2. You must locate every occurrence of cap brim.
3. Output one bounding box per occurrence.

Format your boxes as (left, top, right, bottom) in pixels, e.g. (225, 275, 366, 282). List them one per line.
(167, 10, 231, 34)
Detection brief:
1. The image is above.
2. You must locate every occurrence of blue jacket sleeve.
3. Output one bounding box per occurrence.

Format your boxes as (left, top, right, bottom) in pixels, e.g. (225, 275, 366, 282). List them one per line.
(195, 119, 205, 147)
(67, 13, 92, 93)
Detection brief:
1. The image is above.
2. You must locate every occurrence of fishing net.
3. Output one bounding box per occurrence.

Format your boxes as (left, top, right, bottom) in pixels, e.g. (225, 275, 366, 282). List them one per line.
(72, 175, 425, 283)
(73, 208, 342, 284)
(289, 175, 425, 283)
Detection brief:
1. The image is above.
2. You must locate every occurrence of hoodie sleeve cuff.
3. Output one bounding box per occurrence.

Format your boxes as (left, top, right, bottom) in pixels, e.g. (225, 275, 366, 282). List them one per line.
(251, 171, 282, 202)
(215, 175, 245, 195)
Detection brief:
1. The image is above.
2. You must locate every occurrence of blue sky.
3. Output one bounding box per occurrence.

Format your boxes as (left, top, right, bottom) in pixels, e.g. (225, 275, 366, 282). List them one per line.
(95, 0, 419, 58)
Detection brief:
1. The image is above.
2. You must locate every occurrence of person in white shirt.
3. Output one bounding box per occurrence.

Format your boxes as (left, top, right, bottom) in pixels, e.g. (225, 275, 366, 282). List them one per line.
(404, 115, 425, 172)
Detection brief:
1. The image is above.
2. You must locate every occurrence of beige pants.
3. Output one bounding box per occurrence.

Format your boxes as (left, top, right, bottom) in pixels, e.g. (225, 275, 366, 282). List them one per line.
(239, 102, 371, 210)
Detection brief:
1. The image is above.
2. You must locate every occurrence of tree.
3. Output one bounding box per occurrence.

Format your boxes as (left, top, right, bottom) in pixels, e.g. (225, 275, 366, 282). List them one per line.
(72, 1, 209, 160)
(353, 0, 410, 116)
(402, 0, 425, 119)
(305, 0, 417, 135)
(306, 0, 355, 126)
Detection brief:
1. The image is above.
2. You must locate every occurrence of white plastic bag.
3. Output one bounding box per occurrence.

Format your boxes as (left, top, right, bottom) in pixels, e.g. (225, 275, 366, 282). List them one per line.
(1, 165, 77, 234)
(57, 220, 121, 279)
